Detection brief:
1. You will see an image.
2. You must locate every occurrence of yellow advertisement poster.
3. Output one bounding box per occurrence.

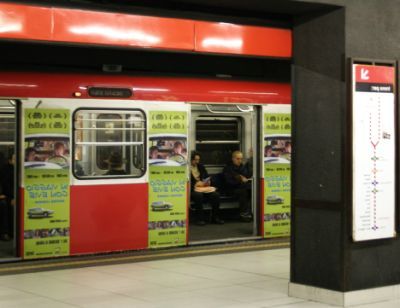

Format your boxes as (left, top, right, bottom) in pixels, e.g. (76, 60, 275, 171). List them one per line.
(263, 108, 291, 238)
(23, 109, 70, 259)
(148, 110, 188, 248)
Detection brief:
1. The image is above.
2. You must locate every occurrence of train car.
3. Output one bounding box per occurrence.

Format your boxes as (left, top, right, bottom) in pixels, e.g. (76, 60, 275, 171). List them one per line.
(0, 72, 290, 260)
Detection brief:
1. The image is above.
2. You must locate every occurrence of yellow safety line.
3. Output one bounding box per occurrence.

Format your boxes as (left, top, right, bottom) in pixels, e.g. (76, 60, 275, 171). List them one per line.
(0, 241, 289, 273)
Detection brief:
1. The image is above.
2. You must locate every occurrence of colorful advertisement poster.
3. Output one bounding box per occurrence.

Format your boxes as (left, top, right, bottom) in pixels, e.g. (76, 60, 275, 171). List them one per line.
(263, 106, 291, 238)
(148, 110, 188, 248)
(352, 64, 396, 241)
(24, 109, 70, 259)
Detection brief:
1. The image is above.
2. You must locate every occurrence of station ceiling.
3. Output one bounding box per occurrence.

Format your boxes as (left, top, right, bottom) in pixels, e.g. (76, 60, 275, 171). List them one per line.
(13, 0, 340, 27)
(109, 0, 338, 16)
(1, 0, 339, 79)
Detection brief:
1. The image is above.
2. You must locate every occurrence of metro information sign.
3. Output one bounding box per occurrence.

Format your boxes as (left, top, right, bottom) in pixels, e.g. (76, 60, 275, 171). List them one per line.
(352, 63, 396, 241)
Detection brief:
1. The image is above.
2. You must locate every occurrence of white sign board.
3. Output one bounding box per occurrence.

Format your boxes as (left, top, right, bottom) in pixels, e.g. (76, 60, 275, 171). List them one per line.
(352, 64, 396, 241)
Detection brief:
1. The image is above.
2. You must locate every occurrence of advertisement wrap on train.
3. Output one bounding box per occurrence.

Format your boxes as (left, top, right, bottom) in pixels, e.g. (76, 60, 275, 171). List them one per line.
(23, 109, 71, 259)
(263, 105, 291, 238)
(148, 107, 189, 248)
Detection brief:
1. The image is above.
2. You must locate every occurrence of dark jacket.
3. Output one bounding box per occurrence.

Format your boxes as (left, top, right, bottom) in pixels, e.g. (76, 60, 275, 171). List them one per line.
(245, 159, 253, 177)
(0, 163, 14, 200)
(223, 162, 251, 190)
(190, 163, 209, 192)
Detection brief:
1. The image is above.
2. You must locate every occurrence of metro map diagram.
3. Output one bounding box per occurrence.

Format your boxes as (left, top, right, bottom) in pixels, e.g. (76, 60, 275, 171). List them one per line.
(352, 64, 395, 241)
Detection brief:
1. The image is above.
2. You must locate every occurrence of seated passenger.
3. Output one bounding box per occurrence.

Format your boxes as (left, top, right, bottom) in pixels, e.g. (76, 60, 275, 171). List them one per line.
(223, 151, 252, 222)
(190, 151, 224, 226)
(105, 152, 127, 175)
(74, 162, 85, 176)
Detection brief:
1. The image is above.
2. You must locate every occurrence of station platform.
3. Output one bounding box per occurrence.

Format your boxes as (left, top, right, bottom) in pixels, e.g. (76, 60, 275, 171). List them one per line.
(0, 240, 399, 307)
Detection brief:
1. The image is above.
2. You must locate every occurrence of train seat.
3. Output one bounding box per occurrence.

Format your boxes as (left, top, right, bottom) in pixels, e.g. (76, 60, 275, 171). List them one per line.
(189, 173, 239, 222)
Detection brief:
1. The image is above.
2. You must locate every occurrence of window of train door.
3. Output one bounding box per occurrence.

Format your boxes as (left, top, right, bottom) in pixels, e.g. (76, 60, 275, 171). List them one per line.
(0, 99, 17, 259)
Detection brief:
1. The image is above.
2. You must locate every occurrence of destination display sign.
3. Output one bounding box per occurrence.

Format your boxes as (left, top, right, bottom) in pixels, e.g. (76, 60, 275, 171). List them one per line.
(88, 87, 132, 98)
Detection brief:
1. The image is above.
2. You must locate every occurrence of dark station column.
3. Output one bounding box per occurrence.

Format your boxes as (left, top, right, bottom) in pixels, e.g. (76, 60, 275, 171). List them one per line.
(289, 1, 400, 306)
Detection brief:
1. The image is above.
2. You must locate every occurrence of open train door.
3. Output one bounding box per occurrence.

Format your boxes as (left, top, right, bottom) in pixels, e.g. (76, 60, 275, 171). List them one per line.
(189, 103, 259, 243)
(261, 104, 292, 239)
(0, 99, 17, 260)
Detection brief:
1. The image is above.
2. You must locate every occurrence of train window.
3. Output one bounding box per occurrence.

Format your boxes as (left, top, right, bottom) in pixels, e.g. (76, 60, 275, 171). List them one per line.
(195, 118, 241, 166)
(96, 114, 122, 170)
(0, 100, 15, 144)
(73, 109, 146, 179)
(0, 100, 15, 162)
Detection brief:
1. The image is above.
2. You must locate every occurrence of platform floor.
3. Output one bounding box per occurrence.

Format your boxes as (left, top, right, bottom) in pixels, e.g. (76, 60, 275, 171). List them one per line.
(0, 248, 399, 307)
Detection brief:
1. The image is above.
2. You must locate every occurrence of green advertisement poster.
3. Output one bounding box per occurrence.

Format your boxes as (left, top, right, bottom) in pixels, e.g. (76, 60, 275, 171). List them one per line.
(148, 110, 188, 248)
(263, 111, 291, 238)
(24, 109, 70, 259)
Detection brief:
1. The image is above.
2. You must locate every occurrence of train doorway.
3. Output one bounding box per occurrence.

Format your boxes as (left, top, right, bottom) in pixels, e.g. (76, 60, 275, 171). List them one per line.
(0, 99, 17, 260)
(188, 104, 260, 243)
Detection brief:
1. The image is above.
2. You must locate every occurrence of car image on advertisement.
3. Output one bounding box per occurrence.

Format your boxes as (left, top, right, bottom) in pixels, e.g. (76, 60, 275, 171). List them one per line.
(151, 201, 173, 211)
(27, 207, 55, 218)
(266, 195, 285, 205)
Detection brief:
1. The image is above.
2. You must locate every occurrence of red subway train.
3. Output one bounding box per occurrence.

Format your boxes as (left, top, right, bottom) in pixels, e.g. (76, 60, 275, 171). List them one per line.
(0, 72, 291, 260)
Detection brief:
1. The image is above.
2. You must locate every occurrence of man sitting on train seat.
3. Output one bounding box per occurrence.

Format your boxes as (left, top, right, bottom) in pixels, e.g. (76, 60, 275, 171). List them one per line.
(169, 141, 187, 164)
(190, 151, 224, 226)
(223, 151, 252, 222)
(105, 152, 127, 176)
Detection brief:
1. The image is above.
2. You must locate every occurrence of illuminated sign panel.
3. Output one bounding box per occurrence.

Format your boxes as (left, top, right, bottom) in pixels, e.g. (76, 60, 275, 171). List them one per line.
(352, 63, 396, 242)
(88, 87, 132, 98)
